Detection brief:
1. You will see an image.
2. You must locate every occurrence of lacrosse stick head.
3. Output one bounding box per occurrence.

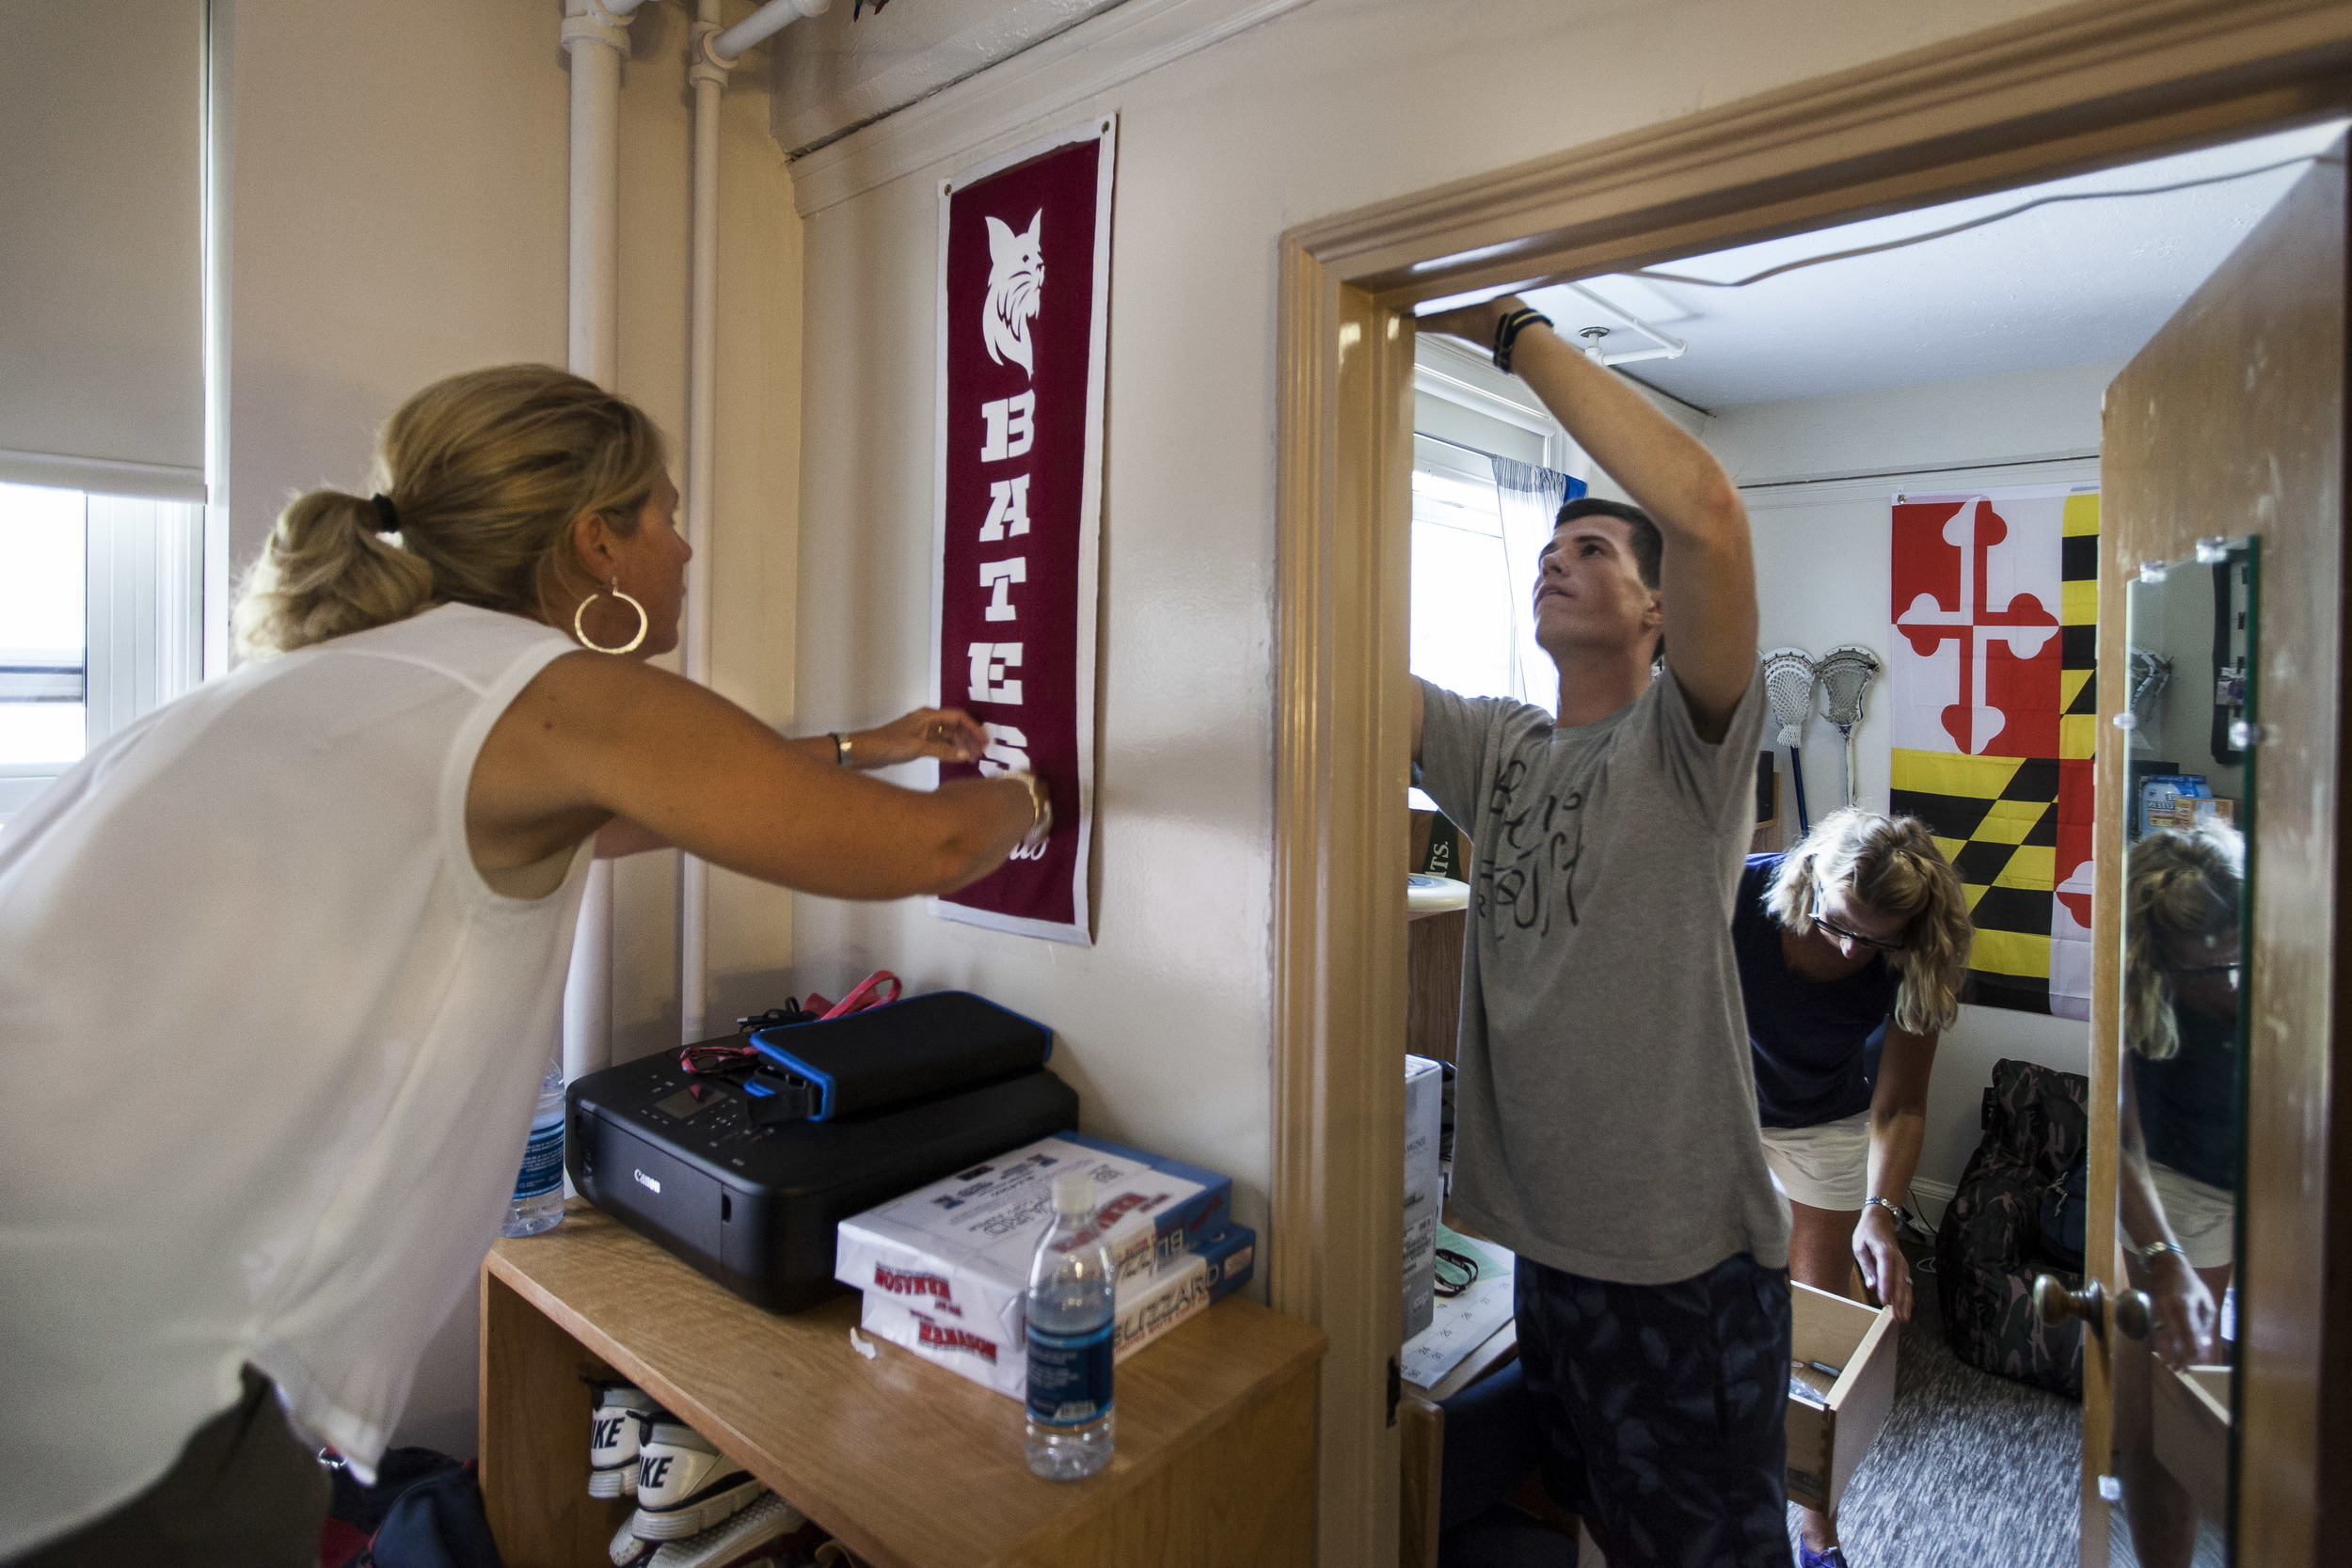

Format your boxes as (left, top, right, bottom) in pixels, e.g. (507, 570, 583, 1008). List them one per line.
(1760, 647, 1819, 749)
(2125, 645, 2173, 752)
(1817, 644, 1883, 733)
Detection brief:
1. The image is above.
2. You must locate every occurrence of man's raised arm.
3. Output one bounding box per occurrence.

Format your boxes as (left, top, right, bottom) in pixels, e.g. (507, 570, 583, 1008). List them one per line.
(1420, 296, 1757, 740)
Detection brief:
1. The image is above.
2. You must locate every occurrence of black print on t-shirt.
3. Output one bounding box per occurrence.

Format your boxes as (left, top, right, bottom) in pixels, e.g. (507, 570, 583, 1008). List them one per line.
(1473, 757, 1584, 937)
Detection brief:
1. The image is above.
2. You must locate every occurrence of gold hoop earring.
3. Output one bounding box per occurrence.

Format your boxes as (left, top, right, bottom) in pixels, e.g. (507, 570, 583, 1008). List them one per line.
(574, 577, 648, 655)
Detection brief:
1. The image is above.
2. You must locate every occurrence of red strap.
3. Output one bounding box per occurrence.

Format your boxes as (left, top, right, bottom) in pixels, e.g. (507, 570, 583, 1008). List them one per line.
(819, 970, 902, 1021)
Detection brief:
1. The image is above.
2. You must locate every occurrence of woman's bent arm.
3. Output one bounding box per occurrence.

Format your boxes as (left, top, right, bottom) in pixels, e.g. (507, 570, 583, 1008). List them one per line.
(469, 654, 1036, 899)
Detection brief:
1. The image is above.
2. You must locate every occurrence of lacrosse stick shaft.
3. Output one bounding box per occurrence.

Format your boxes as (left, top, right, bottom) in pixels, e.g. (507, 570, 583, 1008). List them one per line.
(1788, 748, 1811, 838)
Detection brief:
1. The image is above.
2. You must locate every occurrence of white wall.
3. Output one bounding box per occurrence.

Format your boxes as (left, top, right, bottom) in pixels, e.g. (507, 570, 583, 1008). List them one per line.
(223, 0, 802, 1455)
(788, 0, 2086, 1266)
(1718, 359, 2117, 1206)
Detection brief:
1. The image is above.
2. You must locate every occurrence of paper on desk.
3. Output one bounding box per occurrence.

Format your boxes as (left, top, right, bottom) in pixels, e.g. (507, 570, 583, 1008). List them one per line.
(1400, 1227, 1516, 1391)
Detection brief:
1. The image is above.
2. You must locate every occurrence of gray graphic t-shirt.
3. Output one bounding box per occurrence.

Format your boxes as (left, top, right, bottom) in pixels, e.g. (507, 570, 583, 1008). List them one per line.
(1417, 666, 1789, 1285)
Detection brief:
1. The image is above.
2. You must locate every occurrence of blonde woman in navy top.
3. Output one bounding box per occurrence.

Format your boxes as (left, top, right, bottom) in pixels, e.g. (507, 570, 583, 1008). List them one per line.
(1731, 808, 1971, 1568)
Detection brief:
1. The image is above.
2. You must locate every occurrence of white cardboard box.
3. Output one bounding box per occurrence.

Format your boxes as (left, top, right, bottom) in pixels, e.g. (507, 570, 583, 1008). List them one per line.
(835, 1132, 1232, 1384)
(1404, 1054, 1444, 1341)
(861, 1224, 1258, 1397)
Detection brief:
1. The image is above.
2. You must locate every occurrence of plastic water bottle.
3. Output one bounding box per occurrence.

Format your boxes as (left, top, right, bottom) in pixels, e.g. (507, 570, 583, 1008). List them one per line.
(501, 1054, 566, 1238)
(1024, 1171, 1116, 1480)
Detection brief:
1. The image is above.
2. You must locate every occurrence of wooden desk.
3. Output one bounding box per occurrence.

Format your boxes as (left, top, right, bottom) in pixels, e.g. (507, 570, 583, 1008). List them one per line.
(481, 1203, 1326, 1568)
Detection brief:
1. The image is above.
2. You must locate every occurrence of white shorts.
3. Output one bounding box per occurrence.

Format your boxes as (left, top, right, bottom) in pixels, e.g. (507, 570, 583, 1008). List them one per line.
(1759, 1111, 1872, 1212)
(2147, 1160, 2236, 1271)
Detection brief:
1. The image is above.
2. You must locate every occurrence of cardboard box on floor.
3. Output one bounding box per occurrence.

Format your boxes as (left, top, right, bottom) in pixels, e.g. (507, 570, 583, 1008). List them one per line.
(1785, 1281, 1899, 1516)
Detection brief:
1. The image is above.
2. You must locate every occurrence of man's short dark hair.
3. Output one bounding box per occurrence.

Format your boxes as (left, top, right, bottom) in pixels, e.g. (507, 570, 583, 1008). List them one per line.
(1555, 497, 1662, 590)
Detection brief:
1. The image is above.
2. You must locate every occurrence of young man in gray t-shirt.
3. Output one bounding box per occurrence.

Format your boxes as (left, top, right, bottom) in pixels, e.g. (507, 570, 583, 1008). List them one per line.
(1414, 296, 1793, 1566)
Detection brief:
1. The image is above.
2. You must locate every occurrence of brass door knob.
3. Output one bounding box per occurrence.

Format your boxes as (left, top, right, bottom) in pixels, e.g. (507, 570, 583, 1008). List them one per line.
(2034, 1274, 2105, 1329)
(2113, 1289, 2153, 1341)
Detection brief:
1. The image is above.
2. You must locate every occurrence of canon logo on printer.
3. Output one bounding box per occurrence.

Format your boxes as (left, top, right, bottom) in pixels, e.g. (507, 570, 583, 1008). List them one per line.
(873, 1263, 960, 1313)
(633, 1169, 661, 1195)
(914, 1314, 997, 1363)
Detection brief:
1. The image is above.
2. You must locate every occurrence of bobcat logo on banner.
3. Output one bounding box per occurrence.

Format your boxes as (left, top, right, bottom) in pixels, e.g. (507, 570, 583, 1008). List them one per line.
(982, 212, 1043, 377)
(1888, 483, 2100, 1018)
(930, 119, 1115, 944)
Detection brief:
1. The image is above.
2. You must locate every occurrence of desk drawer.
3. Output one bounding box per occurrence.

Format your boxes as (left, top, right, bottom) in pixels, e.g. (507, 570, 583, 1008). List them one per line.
(1785, 1282, 1898, 1516)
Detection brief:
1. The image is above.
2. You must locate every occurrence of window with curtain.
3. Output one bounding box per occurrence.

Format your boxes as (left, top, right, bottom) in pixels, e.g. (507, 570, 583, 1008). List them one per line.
(0, 483, 204, 825)
(0, 2, 208, 826)
(1409, 421, 1584, 713)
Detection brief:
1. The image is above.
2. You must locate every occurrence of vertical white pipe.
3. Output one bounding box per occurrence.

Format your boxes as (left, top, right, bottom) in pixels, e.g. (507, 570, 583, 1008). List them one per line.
(560, 0, 632, 1082)
(201, 0, 233, 682)
(679, 1, 725, 1043)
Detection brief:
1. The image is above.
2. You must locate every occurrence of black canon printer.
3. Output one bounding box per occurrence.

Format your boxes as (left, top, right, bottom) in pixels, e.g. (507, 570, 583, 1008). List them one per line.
(565, 991, 1076, 1311)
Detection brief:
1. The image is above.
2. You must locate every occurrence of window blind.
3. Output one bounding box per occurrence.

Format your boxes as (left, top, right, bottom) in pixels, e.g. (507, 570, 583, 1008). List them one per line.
(0, 1, 205, 501)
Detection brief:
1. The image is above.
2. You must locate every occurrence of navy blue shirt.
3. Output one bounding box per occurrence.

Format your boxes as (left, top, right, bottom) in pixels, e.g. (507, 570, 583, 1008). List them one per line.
(2134, 1005, 2238, 1193)
(1733, 854, 1899, 1129)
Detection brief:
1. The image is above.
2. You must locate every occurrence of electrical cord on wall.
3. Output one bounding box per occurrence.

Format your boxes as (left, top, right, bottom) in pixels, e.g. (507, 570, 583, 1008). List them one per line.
(1631, 154, 2330, 291)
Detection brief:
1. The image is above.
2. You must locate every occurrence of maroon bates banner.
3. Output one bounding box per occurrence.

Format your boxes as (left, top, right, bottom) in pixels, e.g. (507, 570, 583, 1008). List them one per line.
(930, 119, 1114, 943)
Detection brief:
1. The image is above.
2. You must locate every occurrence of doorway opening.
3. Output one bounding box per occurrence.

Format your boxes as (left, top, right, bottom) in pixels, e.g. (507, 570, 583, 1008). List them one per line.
(1398, 118, 2340, 1568)
(1271, 13, 2352, 1566)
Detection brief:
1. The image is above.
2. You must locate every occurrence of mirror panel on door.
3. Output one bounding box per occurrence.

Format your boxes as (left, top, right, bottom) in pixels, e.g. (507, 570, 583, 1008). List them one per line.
(2108, 539, 2254, 1566)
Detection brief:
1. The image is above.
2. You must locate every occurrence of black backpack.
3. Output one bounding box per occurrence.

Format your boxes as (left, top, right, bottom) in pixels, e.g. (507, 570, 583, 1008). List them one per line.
(326, 1447, 503, 1568)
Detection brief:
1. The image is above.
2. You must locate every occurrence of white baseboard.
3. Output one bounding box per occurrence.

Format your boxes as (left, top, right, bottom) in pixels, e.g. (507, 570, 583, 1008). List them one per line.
(1908, 1178, 1957, 1229)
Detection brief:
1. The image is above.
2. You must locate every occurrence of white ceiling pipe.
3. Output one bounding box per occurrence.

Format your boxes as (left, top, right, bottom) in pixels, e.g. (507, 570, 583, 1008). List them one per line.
(712, 0, 831, 64)
(557, 0, 641, 1081)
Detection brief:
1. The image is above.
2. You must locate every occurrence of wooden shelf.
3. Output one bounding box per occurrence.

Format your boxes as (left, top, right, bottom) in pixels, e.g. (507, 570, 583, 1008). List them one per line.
(481, 1202, 1326, 1568)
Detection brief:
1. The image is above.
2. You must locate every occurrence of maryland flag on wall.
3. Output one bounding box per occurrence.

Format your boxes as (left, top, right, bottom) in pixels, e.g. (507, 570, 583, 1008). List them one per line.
(1888, 484, 2099, 1019)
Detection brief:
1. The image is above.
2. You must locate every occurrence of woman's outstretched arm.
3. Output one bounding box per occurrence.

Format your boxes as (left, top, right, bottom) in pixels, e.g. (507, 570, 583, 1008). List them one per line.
(469, 654, 1041, 899)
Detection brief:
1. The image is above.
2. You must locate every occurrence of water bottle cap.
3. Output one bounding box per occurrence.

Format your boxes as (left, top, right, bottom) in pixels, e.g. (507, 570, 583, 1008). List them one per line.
(1051, 1170, 1095, 1215)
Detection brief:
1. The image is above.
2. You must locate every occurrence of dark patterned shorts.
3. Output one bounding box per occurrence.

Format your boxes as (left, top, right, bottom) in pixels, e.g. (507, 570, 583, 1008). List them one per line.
(1514, 1251, 1793, 1568)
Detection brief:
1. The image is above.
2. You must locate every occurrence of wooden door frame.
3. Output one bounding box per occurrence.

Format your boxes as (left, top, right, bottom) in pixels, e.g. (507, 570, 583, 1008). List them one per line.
(1272, 3, 2352, 1563)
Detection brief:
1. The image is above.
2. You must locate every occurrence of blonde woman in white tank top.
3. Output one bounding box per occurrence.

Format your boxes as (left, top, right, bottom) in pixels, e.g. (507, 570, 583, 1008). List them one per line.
(0, 366, 1047, 1565)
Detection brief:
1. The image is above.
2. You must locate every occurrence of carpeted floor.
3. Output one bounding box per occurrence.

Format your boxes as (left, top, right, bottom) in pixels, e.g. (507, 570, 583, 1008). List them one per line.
(1785, 1249, 2082, 1568)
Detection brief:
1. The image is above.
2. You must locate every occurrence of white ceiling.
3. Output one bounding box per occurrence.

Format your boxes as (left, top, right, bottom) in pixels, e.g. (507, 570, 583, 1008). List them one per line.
(1515, 120, 2348, 411)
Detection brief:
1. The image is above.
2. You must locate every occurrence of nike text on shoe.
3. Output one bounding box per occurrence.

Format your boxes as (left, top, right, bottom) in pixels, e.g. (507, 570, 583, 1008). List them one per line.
(589, 1381, 666, 1499)
(633, 1422, 764, 1541)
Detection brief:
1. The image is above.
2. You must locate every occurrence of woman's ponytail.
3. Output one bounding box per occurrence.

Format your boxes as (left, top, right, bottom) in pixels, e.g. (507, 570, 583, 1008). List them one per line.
(232, 489, 436, 659)
(230, 364, 667, 660)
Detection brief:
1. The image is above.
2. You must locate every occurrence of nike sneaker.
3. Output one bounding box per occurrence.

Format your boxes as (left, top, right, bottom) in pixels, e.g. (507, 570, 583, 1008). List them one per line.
(647, 1490, 811, 1567)
(632, 1421, 764, 1541)
(589, 1381, 665, 1498)
(611, 1514, 660, 1567)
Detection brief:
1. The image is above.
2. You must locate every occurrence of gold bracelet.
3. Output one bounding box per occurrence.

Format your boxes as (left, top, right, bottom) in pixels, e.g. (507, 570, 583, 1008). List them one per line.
(1009, 770, 1052, 847)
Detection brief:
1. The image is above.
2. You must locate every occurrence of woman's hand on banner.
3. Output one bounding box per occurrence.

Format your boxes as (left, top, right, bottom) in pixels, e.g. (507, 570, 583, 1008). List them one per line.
(856, 708, 991, 769)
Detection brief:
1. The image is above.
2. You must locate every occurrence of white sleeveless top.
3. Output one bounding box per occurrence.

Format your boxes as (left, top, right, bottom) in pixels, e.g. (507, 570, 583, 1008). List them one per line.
(0, 604, 593, 1555)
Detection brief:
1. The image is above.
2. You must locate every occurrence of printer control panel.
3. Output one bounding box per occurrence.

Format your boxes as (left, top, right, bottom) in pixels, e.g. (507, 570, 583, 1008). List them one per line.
(624, 1070, 792, 1172)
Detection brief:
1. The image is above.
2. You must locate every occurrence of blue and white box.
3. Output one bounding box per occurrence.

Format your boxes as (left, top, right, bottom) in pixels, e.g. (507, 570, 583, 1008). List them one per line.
(836, 1132, 1232, 1392)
